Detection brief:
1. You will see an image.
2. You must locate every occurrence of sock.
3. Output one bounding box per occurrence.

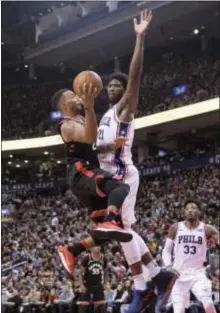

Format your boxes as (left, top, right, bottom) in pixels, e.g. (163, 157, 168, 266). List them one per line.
(146, 261, 160, 278)
(133, 273, 146, 291)
(67, 237, 95, 256)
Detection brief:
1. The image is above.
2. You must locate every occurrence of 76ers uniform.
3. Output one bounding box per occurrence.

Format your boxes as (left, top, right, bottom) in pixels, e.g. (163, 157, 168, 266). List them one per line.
(96, 105, 139, 228)
(171, 221, 212, 307)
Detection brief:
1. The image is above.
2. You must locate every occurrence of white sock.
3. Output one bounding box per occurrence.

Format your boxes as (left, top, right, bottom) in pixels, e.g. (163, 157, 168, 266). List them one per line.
(146, 261, 160, 278)
(133, 273, 146, 290)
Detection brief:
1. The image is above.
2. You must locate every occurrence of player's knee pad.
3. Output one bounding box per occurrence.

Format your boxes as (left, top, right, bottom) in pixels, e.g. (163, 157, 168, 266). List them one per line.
(200, 297, 216, 313)
(120, 237, 141, 265)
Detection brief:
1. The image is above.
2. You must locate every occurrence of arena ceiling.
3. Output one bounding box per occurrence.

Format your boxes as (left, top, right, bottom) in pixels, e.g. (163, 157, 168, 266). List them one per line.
(2, 1, 219, 69)
(23, 1, 219, 68)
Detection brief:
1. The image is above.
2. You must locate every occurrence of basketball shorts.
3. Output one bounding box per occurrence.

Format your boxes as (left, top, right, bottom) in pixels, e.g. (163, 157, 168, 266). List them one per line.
(99, 163, 139, 228)
(68, 161, 118, 223)
(81, 285, 105, 303)
(171, 269, 212, 307)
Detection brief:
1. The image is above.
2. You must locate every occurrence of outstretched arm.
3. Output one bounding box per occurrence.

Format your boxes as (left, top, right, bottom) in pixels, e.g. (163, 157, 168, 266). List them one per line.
(117, 10, 152, 122)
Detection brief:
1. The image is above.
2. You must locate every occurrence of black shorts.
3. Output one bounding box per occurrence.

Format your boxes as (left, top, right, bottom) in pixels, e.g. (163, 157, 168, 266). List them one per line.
(68, 161, 117, 223)
(82, 285, 105, 303)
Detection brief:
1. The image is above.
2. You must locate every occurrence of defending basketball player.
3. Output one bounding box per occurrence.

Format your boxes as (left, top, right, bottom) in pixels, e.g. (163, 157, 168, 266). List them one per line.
(162, 200, 219, 313)
(94, 9, 177, 313)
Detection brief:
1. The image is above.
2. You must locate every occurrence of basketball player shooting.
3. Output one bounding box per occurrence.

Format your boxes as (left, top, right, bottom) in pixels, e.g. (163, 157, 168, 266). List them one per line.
(162, 200, 219, 313)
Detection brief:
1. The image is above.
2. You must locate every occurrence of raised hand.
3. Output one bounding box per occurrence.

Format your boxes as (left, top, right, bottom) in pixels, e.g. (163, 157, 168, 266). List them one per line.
(133, 9, 153, 37)
(75, 83, 98, 109)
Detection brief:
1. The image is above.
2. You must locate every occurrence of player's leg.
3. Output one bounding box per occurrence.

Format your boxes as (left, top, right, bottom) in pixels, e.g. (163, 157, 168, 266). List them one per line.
(77, 289, 91, 313)
(118, 171, 155, 313)
(119, 169, 177, 313)
(171, 278, 190, 313)
(70, 162, 132, 242)
(93, 286, 106, 313)
(58, 194, 110, 274)
(191, 272, 216, 313)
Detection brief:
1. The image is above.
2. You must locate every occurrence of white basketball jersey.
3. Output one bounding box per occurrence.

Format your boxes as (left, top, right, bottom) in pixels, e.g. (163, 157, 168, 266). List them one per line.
(96, 105, 135, 177)
(173, 221, 207, 272)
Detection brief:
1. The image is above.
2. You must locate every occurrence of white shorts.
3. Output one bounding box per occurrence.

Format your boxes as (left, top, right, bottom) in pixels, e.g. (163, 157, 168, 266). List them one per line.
(100, 163, 139, 228)
(172, 269, 212, 306)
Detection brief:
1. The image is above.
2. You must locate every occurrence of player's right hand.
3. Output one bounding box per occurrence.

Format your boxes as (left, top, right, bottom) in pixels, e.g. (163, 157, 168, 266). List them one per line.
(75, 83, 98, 109)
(166, 266, 180, 278)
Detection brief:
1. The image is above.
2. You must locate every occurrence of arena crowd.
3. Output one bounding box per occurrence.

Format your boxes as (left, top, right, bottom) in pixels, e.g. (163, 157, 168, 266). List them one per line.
(2, 164, 220, 313)
(2, 39, 220, 141)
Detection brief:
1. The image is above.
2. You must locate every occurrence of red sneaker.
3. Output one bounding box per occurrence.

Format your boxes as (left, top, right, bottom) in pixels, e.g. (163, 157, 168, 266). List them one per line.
(91, 221, 132, 242)
(58, 245, 77, 275)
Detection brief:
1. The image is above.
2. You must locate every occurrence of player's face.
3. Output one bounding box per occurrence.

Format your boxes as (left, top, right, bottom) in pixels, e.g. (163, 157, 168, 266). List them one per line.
(184, 203, 200, 222)
(62, 90, 82, 112)
(107, 79, 124, 104)
(91, 246, 101, 254)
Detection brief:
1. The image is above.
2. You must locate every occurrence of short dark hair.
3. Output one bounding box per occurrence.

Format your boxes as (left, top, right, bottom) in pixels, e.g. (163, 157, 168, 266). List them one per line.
(184, 199, 200, 210)
(51, 89, 68, 109)
(109, 72, 128, 89)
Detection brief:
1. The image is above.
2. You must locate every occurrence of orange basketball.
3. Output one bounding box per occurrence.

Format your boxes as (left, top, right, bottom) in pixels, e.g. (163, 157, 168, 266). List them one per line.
(73, 71, 103, 98)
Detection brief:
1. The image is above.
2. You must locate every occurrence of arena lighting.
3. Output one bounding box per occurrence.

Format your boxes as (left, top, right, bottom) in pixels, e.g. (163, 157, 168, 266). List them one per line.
(16, 165, 20, 168)
(201, 25, 205, 30)
(24, 160, 29, 163)
(2, 98, 219, 152)
(9, 154, 13, 158)
(44, 151, 49, 155)
(24, 65, 28, 68)
(170, 37, 174, 40)
(8, 161, 12, 165)
(1, 42, 4, 45)
(57, 160, 61, 164)
(194, 29, 199, 35)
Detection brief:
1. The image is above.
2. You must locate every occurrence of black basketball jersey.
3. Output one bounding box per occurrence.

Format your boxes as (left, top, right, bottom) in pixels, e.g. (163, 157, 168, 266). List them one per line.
(58, 117, 99, 167)
(83, 253, 106, 287)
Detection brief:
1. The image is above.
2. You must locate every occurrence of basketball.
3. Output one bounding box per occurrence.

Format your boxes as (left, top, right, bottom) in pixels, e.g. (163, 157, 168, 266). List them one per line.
(73, 71, 103, 98)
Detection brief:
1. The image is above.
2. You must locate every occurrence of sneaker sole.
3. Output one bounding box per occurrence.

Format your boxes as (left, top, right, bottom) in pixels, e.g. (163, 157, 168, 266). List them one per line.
(58, 250, 72, 275)
(91, 228, 132, 242)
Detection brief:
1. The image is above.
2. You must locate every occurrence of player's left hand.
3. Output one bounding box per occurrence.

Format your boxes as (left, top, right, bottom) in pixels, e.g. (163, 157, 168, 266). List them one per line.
(134, 10, 153, 37)
(110, 137, 128, 150)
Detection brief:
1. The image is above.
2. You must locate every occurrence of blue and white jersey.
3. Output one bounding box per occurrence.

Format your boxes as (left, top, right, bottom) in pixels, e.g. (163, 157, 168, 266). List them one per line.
(96, 105, 135, 178)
